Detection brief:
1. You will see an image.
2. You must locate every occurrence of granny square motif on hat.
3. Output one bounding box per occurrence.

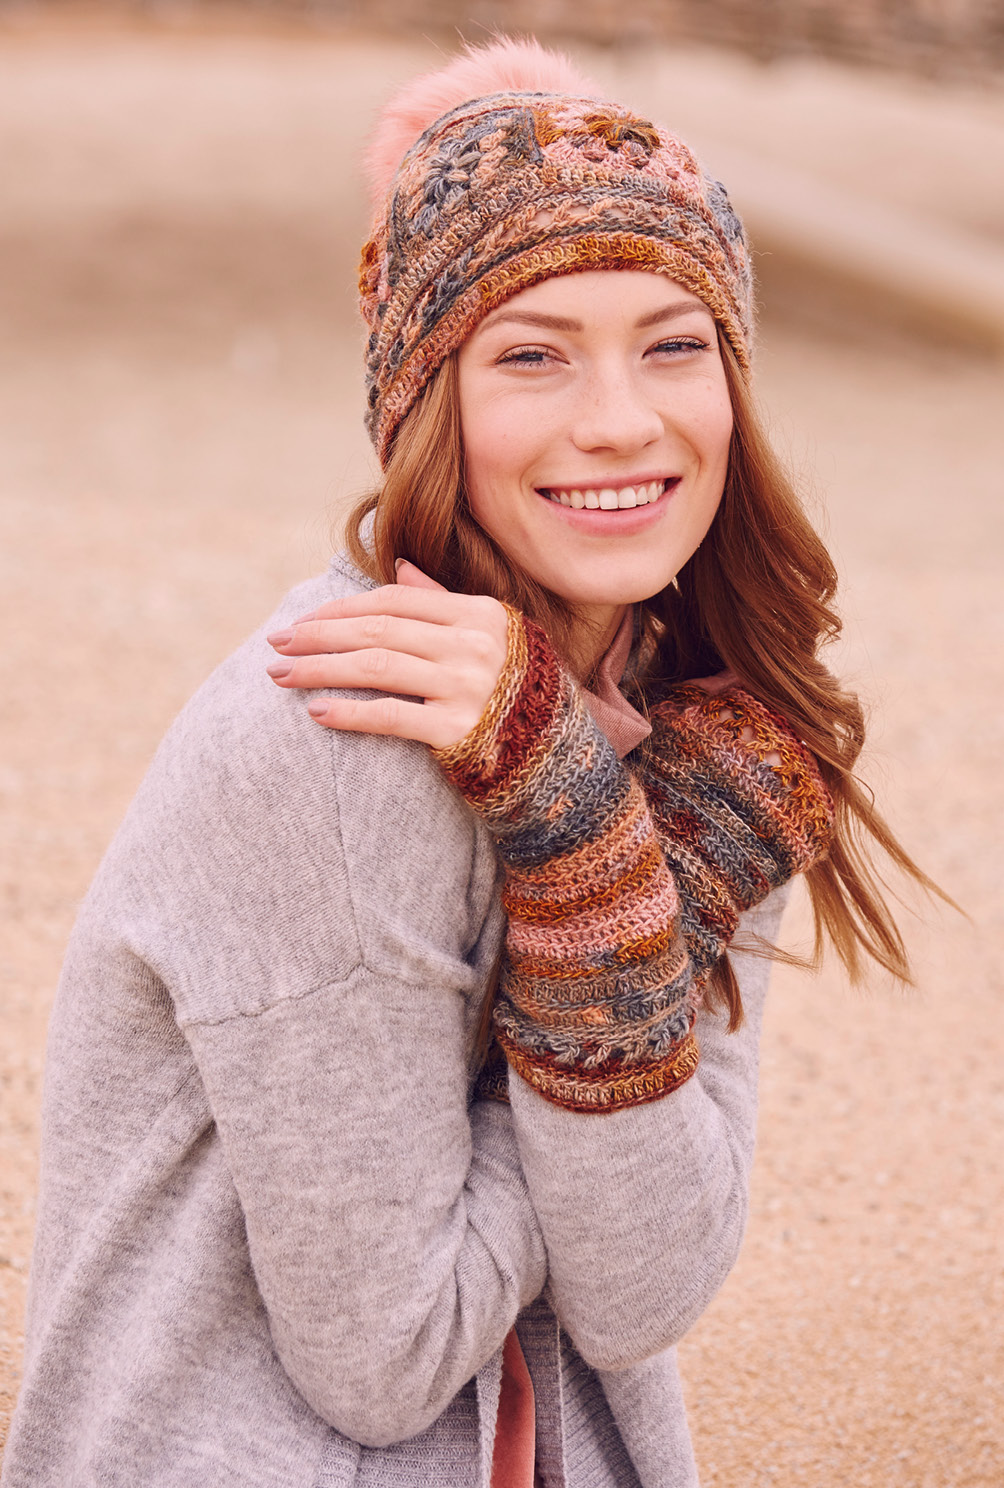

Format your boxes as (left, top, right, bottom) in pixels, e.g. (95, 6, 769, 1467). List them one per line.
(359, 58, 753, 465)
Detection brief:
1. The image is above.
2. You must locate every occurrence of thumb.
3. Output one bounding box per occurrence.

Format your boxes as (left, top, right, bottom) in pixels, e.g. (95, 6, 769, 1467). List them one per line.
(688, 668, 740, 696)
(394, 557, 448, 592)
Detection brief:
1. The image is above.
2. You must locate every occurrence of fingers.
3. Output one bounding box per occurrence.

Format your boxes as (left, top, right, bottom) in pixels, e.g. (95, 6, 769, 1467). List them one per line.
(393, 558, 448, 592)
(688, 669, 740, 696)
(305, 693, 474, 751)
(264, 580, 510, 747)
(267, 647, 443, 700)
(269, 612, 500, 667)
(271, 584, 502, 635)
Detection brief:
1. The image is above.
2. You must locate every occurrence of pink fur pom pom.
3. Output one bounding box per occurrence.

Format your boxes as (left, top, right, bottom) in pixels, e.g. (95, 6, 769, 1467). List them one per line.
(365, 37, 599, 210)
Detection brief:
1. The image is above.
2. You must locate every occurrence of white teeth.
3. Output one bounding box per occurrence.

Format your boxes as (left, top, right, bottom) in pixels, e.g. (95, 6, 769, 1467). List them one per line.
(545, 479, 668, 508)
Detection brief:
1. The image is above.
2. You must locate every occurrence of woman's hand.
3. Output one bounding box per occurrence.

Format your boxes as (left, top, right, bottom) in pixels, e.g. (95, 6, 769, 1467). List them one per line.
(265, 560, 510, 750)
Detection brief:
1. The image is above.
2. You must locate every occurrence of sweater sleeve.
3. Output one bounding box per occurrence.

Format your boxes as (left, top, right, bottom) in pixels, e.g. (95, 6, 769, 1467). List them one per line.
(434, 610, 832, 1116)
(434, 613, 833, 1370)
(511, 888, 791, 1371)
(101, 590, 549, 1451)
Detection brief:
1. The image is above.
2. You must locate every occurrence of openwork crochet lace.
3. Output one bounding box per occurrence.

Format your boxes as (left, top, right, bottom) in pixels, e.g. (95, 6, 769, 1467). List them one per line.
(360, 90, 752, 464)
(434, 611, 834, 1114)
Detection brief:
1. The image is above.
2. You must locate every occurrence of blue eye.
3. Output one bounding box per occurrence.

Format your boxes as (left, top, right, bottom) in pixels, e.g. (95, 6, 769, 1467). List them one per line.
(497, 346, 551, 367)
(650, 337, 709, 357)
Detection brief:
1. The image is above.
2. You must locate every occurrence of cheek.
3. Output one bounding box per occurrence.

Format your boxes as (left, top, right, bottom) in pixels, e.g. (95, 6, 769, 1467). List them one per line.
(459, 397, 498, 521)
(691, 379, 734, 473)
(676, 386, 732, 552)
(461, 400, 540, 533)
(462, 428, 508, 536)
(709, 404, 735, 478)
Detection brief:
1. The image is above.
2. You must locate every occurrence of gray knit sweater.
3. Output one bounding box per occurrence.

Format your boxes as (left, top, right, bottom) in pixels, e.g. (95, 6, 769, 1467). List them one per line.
(2, 554, 788, 1488)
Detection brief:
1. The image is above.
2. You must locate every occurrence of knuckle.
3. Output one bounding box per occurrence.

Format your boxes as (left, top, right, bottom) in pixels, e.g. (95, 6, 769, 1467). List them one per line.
(377, 696, 399, 731)
(360, 647, 389, 679)
(471, 594, 503, 627)
(466, 629, 494, 665)
(361, 613, 389, 644)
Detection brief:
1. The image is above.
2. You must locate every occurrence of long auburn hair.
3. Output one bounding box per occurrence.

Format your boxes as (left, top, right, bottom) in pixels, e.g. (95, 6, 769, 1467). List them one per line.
(344, 333, 947, 1030)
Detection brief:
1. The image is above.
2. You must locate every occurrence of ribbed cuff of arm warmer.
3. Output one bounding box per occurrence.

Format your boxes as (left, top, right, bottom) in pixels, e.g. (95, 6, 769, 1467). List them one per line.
(434, 610, 835, 1116)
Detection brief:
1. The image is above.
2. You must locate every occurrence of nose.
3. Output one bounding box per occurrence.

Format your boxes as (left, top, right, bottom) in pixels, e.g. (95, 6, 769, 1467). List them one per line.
(569, 360, 664, 456)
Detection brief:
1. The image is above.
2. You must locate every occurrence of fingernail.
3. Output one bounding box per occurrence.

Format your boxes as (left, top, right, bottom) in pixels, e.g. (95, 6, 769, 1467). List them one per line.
(266, 661, 293, 678)
(307, 699, 328, 717)
(292, 610, 317, 623)
(394, 558, 405, 573)
(267, 628, 294, 646)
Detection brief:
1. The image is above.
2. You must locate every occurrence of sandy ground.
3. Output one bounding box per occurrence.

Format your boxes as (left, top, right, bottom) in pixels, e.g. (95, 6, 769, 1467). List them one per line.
(1, 14, 1002, 1484)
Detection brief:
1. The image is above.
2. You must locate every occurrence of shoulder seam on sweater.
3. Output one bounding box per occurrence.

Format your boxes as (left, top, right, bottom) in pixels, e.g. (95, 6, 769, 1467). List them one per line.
(179, 960, 453, 1029)
(179, 965, 369, 1028)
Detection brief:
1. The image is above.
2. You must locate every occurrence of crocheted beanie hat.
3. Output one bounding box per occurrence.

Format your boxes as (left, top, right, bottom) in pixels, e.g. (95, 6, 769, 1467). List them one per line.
(360, 38, 753, 465)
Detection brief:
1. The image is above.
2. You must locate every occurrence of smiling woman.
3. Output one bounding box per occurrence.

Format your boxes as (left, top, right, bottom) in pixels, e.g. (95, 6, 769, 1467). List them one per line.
(456, 273, 732, 653)
(2, 34, 942, 1488)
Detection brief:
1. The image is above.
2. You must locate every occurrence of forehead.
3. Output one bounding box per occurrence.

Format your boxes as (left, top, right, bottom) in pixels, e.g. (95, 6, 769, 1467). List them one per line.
(475, 270, 714, 332)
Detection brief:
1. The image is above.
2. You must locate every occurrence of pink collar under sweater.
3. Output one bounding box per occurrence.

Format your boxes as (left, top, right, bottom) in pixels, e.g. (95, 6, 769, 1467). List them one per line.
(581, 606, 651, 760)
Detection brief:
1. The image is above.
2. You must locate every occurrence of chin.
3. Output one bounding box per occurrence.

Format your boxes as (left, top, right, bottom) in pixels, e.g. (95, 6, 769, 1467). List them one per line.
(552, 575, 674, 608)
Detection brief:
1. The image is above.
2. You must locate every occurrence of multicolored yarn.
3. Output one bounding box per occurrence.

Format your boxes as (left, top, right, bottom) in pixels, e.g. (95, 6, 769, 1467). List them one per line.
(636, 686, 835, 982)
(435, 612, 834, 1114)
(360, 39, 753, 464)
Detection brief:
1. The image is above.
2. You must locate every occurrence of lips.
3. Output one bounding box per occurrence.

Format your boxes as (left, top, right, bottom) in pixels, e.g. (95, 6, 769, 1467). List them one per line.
(538, 478, 674, 510)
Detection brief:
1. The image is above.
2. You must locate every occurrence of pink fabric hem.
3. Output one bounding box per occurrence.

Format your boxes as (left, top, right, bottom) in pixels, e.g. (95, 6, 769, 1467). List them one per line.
(493, 609, 654, 1488)
(491, 1329, 537, 1488)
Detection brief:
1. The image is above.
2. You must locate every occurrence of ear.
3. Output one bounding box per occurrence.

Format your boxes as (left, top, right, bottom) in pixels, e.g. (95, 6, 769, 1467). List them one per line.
(394, 558, 448, 592)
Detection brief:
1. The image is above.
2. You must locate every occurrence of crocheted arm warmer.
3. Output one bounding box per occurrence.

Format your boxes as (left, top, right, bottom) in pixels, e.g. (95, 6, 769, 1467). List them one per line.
(434, 611, 833, 1115)
(635, 681, 835, 985)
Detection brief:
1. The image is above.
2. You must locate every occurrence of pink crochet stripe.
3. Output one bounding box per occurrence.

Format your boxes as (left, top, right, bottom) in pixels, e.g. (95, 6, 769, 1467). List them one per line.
(436, 611, 834, 1114)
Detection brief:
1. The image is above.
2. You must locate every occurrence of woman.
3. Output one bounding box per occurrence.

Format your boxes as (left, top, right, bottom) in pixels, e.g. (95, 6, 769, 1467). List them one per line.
(3, 38, 934, 1488)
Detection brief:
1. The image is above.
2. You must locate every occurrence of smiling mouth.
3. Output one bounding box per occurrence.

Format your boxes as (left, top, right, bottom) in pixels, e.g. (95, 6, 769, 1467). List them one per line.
(538, 478, 675, 510)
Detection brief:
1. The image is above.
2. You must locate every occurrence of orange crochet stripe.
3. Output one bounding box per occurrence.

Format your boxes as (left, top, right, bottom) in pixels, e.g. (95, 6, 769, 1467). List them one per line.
(501, 1032, 701, 1113)
(502, 838, 666, 924)
(441, 614, 833, 1114)
(359, 87, 754, 462)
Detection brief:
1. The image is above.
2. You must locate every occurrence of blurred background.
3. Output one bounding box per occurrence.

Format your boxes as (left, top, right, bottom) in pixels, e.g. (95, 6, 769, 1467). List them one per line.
(0, 2, 1002, 1483)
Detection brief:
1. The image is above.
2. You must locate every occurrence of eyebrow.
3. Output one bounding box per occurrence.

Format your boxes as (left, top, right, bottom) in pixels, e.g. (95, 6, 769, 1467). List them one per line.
(478, 300, 712, 334)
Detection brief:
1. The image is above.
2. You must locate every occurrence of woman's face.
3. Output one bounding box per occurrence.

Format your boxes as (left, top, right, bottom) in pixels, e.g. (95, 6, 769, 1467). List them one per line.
(457, 270, 733, 638)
